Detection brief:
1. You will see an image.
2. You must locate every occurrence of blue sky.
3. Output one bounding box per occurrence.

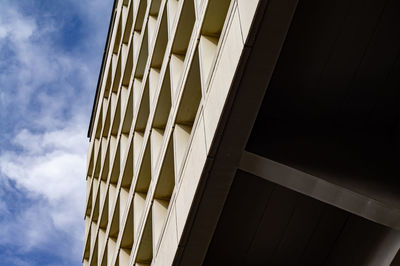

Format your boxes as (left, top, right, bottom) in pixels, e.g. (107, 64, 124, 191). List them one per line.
(0, 0, 113, 265)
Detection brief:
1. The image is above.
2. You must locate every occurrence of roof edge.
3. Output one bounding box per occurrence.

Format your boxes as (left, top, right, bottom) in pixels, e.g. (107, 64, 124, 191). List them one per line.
(87, 0, 118, 138)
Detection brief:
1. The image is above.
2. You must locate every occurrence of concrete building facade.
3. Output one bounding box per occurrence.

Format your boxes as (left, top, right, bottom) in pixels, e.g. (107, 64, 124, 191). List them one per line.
(84, 0, 400, 265)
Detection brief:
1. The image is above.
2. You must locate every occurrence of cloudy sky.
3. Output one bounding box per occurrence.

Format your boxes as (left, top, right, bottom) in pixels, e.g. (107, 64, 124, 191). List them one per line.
(0, 0, 113, 265)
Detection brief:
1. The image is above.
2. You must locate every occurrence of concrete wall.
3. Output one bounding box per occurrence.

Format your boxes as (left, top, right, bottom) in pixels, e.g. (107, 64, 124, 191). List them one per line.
(83, 0, 258, 265)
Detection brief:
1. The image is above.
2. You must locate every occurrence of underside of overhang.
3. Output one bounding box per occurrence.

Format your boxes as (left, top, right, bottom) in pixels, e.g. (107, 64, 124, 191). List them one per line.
(247, 0, 400, 220)
(204, 170, 400, 265)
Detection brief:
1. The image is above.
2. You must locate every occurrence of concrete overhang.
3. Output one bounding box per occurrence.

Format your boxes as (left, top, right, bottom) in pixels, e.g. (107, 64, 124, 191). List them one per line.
(173, 0, 400, 265)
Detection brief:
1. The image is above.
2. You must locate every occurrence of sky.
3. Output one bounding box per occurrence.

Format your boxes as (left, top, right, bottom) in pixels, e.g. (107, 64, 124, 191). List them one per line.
(0, 0, 113, 265)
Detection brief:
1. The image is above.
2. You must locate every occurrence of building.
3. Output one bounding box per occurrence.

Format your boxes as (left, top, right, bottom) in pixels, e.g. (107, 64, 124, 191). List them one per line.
(83, 0, 400, 265)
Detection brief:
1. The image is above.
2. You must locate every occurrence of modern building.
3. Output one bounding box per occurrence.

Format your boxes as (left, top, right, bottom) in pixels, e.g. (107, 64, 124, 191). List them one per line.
(83, 0, 400, 265)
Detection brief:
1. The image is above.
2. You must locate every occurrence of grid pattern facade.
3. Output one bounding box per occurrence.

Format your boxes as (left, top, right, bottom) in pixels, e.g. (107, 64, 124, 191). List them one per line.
(82, 0, 251, 265)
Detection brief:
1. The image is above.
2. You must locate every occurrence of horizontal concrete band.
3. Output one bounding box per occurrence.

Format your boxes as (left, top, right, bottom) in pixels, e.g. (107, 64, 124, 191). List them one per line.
(239, 151, 400, 230)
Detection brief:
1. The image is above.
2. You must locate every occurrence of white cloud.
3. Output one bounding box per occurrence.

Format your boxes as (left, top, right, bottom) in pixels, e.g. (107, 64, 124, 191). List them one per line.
(0, 9, 36, 40)
(0, 118, 88, 258)
(0, 1, 110, 129)
(0, 0, 113, 264)
(2, 121, 87, 203)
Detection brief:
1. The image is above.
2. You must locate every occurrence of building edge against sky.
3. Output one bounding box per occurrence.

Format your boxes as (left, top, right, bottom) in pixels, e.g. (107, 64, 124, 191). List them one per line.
(84, 0, 400, 265)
